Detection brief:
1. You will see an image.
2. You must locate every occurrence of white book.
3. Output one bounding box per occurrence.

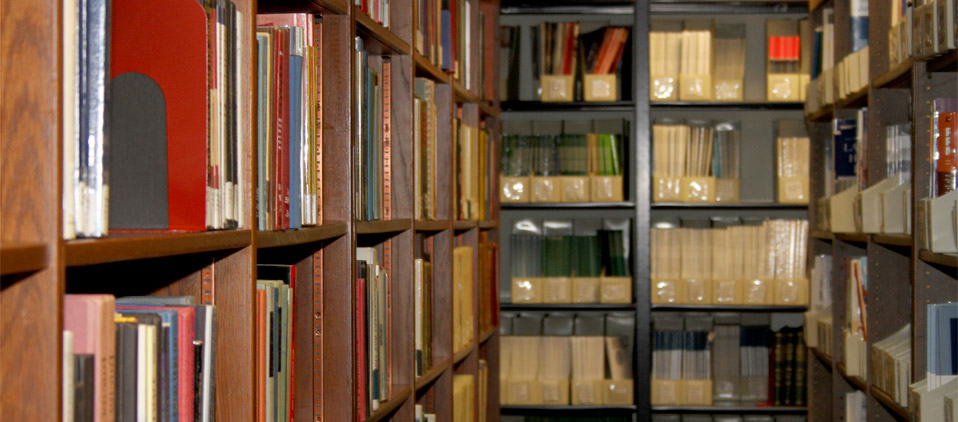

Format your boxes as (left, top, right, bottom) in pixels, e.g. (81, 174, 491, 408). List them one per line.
(62, 0, 78, 240)
(137, 324, 148, 422)
(63, 330, 75, 422)
(145, 324, 158, 422)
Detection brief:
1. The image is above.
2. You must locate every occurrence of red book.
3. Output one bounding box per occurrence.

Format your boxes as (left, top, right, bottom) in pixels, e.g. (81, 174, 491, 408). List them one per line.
(356, 270, 368, 420)
(562, 22, 575, 75)
(118, 305, 195, 422)
(608, 28, 630, 73)
(280, 28, 291, 229)
(935, 99, 958, 196)
(479, 2, 497, 101)
(110, 0, 208, 230)
(64, 295, 116, 422)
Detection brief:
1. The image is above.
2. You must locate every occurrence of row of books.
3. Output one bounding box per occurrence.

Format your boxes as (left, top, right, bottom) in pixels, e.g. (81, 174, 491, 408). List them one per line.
(509, 219, 631, 304)
(453, 245, 475, 354)
(414, 78, 439, 220)
(652, 120, 741, 203)
(255, 265, 296, 422)
(651, 313, 806, 407)
(415, 0, 497, 93)
(355, 0, 389, 28)
(354, 39, 390, 221)
(499, 132, 625, 203)
(650, 19, 810, 102)
(501, 133, 625, 178)
(653, 416, 806, 422)
(650, 219, 809, 306)
(499, 23, 631, 102)
(499, 312, 634, 406)
(63, 0, 244, 238)
(62, 294, 216, 422)
(454, 117, 491, 221)
(255, 14, 323, 230)
(356, 247, 390, 419)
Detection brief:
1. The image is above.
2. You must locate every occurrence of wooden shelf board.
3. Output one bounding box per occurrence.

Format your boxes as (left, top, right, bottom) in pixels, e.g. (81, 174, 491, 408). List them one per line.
(0, 242, 47, 276)
(355, 218, 412, 236)
(918, 249, 958, 268)
(809, 0, 827, 13)
(870, 385, 910, 420)
(500, 101, 635, 112)
(872, 59, 914, 89)
(504, 202, 635, 209)
(501, 303, 635, 312)
(453, 341, 476, 365)
(478, 220, 497, 229)
(810, 347, 834, 368)
(926, 49, 958, 73)
(413, 53, 450, 83)
(480, 327, 496, 344)
(479, 101, 498, 117)
(652, 202, 806, 210)
(806, 104, 834, 122)
(651, 101, 804, 110)
(836, 363, 868, 391)
(811, 229, 834, 241)
(652, 406, 807, 414)
(871, 233, 911, 248)
(453, 82, 479, 103)
(652, 304, 807, 312)
(414, 219, 450, 232)
(354, 9, 411, 55)
(453, 220, 478, 231)
(836, 85, 869, 109)
(256, 0, 350, 14)
(65, 230, 252, 267)
(363, 385, 412, 422)
(414, 358, 450, 391)
(834, 232, 868, 244)
(255, 221, 348, 249)
(501, 405, 637, 415)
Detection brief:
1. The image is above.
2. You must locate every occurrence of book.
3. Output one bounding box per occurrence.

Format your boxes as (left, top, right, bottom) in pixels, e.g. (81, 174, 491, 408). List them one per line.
(64, 331, 76, 422)
(927, 303, 958, 391)
(932, 98, 958, 197)
(357, 247, 389, 413)
(453, 246, 475, 352)
(64, 294, 116, 422)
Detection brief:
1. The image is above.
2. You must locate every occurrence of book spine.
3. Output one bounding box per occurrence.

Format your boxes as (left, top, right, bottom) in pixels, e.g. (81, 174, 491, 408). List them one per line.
(313, 17, 323, 225)
(935, 100, 957, 197)
(849, 0, 869, 53)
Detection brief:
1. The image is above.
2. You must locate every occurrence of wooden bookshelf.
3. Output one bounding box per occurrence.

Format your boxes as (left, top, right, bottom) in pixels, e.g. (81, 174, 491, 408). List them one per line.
(803, 1, 958, 421)
(0, 0, 501, 421)
(0, 243, 47, 276)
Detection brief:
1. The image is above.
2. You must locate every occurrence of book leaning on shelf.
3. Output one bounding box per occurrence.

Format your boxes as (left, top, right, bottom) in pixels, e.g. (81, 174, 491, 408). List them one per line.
(509, 218, 631, 305)
(499, 312, 634, 406)
(355, 247, 390, 419)
(500, 126, 627, 204)
(62, 294, 217, 422)
(63, 0, 244, 238)
(453, 245, 476, 354)
(651, 219, 808, 306)
(255, 13, 324, 231)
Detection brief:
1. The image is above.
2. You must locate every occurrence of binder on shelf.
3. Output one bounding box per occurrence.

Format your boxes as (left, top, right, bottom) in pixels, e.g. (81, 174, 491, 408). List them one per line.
(712, 24, 745, 101)
(541, 74, 575, 102)
(650, 20, 682, 101)
(583, 74, 618, 102)
(678, 20, 714, 101)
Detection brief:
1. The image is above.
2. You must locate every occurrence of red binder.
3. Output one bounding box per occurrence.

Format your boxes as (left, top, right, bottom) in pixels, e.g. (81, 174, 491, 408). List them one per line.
(111, 0, 208, 231)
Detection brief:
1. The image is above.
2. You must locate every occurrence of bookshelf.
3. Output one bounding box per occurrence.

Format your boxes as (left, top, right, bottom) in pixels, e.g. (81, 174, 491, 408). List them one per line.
(802, 0, 958, 421)
(0, 0, 500, 422)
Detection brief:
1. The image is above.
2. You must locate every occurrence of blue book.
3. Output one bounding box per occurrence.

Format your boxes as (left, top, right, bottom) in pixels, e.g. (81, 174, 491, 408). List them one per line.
(850, 0, 868, 52)
(440, 10, 452, 70)
(289, 50, 303, 229)
(833, 119, 858, 179)
(116, 306, 179, 422)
